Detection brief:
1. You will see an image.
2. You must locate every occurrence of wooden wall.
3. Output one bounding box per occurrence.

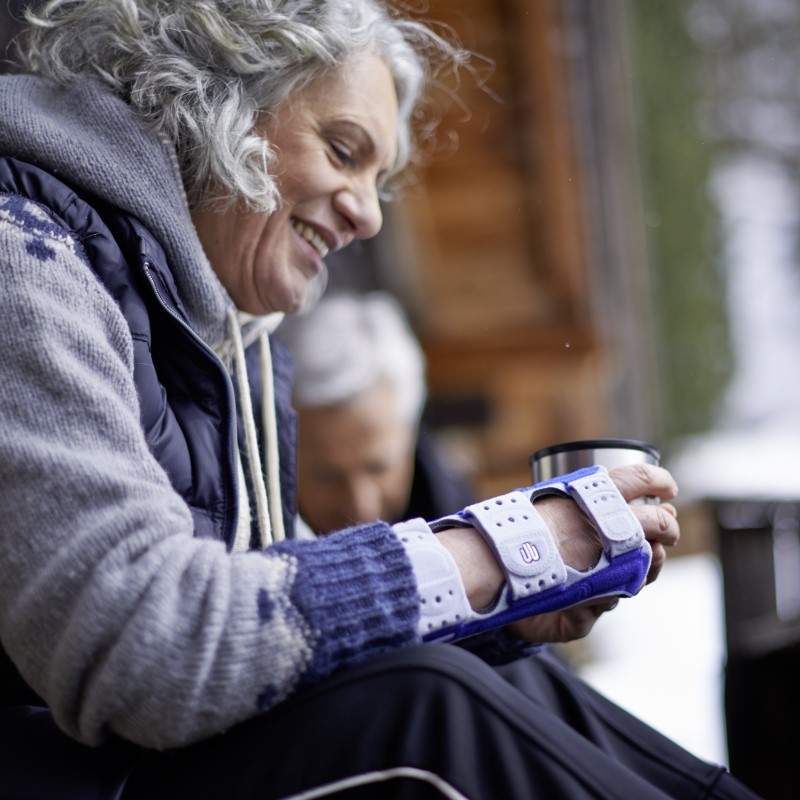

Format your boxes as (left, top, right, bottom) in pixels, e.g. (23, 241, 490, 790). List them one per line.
(389, 0, 623, 496)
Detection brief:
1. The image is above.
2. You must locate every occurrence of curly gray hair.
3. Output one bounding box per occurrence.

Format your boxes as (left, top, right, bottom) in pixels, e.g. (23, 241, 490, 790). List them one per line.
(21, 0, 463, 211)
(277, 291, 426, 427)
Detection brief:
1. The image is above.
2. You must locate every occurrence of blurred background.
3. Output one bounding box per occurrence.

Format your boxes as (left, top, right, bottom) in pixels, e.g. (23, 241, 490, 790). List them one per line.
(3, 1, 799, 796)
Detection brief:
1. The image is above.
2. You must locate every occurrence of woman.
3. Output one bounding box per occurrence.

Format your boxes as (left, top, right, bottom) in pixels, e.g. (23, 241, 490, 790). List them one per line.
(0, 1, 756, 798)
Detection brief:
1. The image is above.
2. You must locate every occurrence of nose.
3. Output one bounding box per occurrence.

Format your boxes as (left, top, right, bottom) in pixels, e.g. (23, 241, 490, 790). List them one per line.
(334, 179, 383, 241)
(345, 477, 383, 525)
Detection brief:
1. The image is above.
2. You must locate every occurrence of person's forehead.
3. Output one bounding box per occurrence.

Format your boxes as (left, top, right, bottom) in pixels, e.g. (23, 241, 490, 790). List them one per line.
(301, 388, 404, 435)
(298, 386, 410, 454)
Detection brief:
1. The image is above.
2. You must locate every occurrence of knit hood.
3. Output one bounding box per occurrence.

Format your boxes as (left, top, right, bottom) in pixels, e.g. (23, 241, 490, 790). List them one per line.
(0, 73, 232, 345)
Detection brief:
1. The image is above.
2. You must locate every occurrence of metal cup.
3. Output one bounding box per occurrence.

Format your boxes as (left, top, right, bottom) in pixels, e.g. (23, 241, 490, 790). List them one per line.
(529, 438, 661, 504)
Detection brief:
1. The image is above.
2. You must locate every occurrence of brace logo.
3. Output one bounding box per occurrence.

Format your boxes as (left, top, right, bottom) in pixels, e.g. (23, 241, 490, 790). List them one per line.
(519, 541, 540, 563)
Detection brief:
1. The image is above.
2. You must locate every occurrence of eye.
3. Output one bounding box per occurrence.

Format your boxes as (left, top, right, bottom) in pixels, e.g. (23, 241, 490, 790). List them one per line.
(329, 139, 354, 166)
(365, 461, 391, 477)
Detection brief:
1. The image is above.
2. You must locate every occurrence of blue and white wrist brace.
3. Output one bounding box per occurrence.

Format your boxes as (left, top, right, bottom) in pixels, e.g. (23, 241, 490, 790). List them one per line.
(394, 465, 652, 643)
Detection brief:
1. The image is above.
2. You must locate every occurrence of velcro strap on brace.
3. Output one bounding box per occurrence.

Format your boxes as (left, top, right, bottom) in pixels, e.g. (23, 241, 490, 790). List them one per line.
(454, 493, 567, 602)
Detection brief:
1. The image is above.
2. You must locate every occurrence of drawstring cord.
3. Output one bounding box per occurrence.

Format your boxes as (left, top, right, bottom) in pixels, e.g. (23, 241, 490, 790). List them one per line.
(225, 307, 286, 547)
(258, 331, 286, 542)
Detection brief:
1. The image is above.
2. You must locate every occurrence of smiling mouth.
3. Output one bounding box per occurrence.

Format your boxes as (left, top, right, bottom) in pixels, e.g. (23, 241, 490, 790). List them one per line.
(291, 218, 330, 259)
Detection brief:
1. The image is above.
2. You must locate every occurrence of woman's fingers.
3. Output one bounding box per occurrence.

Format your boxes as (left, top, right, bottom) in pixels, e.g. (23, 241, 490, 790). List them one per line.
(608, 463, 678, 503)
(630, 498, 680, 585)
(645, 542, 667, 584)
(604, 466, 681, 587)
(632, 501, 680, 548)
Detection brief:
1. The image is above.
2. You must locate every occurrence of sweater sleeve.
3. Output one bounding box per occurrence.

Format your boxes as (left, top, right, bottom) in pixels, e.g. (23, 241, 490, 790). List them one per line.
(0, 194, 420, 749)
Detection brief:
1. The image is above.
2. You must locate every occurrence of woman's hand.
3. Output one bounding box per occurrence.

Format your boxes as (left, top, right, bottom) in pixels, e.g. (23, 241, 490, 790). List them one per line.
(506, 463, 680, 643)
(438, 463, 680, 644)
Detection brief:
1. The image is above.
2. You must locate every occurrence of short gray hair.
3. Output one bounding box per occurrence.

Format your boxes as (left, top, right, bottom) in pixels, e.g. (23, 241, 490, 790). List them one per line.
(21, 0, 464, 210)
(277, 291, 426, 427)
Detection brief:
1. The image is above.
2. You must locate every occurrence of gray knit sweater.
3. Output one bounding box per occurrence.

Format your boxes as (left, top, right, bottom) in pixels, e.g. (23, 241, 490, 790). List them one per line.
(0, 74, 420, 749)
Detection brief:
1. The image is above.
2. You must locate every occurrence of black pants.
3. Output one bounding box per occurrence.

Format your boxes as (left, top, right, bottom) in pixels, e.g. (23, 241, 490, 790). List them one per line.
(117, 645, 761, 800)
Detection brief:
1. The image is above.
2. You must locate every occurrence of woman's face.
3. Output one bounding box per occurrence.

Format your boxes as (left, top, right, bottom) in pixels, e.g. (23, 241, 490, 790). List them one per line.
(192, 53, 399, 315)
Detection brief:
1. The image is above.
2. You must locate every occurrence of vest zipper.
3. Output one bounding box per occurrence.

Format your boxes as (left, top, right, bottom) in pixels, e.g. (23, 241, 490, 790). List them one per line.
(141, 261, 240, 549)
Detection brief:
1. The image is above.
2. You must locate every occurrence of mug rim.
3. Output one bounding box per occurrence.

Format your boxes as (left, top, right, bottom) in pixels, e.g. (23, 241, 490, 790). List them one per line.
(529, 438, 660, 466)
